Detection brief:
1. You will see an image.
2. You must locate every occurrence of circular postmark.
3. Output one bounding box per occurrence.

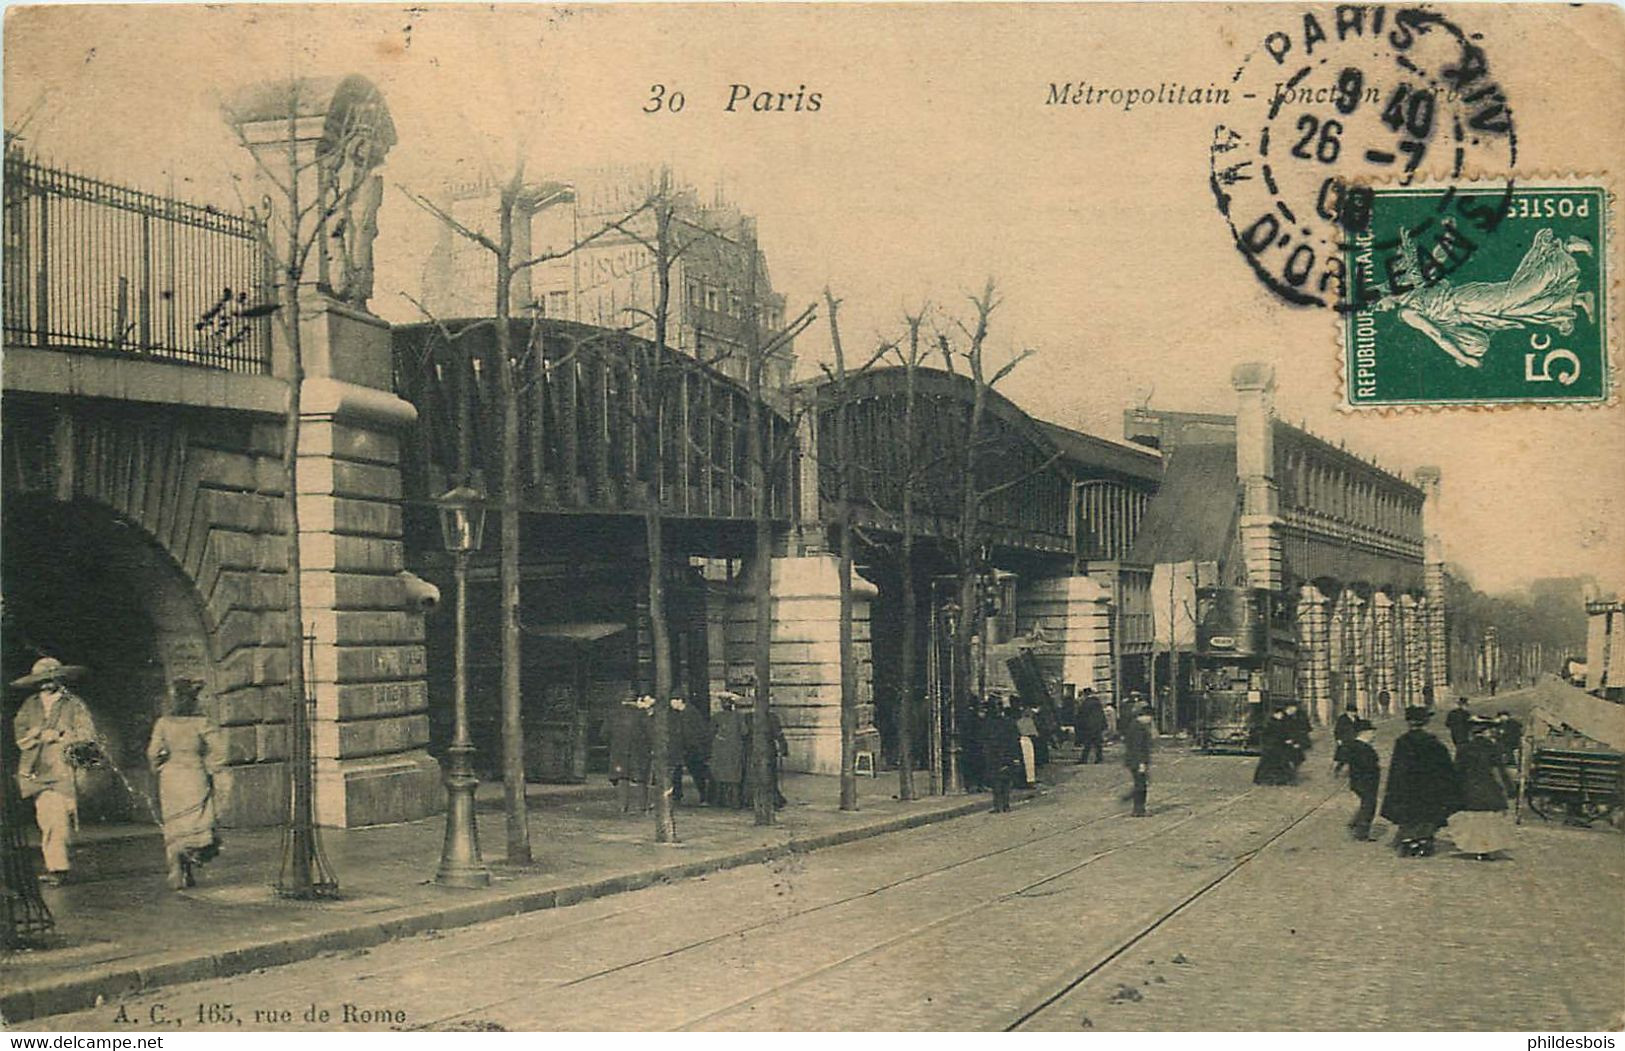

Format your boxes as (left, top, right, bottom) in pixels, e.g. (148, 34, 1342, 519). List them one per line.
(1210, 6, 1518, 312)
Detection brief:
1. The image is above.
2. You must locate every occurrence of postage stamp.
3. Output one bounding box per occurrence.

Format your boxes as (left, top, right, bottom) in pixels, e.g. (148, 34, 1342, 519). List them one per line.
(1342, 180, 1612, 407)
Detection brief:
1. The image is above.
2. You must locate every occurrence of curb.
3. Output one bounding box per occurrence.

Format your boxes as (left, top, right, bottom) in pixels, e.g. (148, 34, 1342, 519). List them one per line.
(3, 793, 998, 1024)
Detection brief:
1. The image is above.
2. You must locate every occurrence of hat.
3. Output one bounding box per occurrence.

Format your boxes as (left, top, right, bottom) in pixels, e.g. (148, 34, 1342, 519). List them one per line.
(1345, 701, 1359, 712)
(1403, 705, 1434, 724)
(10, 657, 87, 689)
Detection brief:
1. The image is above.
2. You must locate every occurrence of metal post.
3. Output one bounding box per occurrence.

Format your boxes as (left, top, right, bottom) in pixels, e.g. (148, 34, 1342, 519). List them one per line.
(438, 548, 491, 886)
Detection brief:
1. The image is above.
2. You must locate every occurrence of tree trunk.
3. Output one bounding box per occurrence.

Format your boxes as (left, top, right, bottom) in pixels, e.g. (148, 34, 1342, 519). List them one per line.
(493, 187, 531, 865)
(825, 291, 858, 812)
(896, 337, 918, 801)
(646, 502, 678, 842)
(280, 194, 312, 893)
(645, 188, 677, 844)
(746, 236, 775, 827)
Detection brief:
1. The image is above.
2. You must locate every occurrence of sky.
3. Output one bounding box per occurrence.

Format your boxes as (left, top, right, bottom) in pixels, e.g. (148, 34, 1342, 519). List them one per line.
(6, 2, 1624, 596)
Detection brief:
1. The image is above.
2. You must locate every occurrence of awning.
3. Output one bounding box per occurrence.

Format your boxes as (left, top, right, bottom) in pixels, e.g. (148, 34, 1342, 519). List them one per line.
(517, 621, 627, 643)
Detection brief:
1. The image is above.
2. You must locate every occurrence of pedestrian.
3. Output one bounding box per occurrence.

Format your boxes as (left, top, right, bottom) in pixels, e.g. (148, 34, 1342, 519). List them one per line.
(11, 657, 99, 886)
(1494, 710, 1524, 769)
(1030, 702, 1054, 768)
(709, 692, 746, 809)
(608, 694, 652, 813)
(1253, 706, 1297, 785)
(740, 694, 789, 809)
(1380, 705, 1459, 857)
(962, 701, 988, 793)
(146, 678, 221, 890)
(1445, 696, 1473, 754)
(1332, 701, 1360, 775)
(1059, 689, 1079, 747)
(986, 700, 1022, 813)
(1451, 716, 1517, 859)
(668, 697, 711, 806)
(1102, 698, 1119, 743)
(1120, 702, 1154, 816)
(1282, 700, 1312, 773)
(1013, 700, 1039, 788)
(1344, 720, 1381, 841)
(1075, 688, 1106, 765)
(1376, 689, 1392, 719)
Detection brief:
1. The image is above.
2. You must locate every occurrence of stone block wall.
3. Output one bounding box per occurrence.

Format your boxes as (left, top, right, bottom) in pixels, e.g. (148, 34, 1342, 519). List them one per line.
(724, 555, 876, 775)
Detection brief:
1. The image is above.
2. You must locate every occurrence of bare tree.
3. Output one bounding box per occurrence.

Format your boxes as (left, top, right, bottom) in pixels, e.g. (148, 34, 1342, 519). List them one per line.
(402, 161, 638, 861)
(224, 79, 387, 894)
(934, 280, 1044, 790)
(819, 290, 891, 811)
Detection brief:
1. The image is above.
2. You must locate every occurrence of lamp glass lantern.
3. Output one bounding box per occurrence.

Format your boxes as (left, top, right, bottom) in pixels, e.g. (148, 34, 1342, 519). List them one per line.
(437, 485, 487, 555)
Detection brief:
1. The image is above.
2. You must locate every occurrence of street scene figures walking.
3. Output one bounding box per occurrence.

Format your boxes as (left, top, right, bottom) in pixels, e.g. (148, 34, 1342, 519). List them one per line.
(1380, 706, 1460, 857)
(11, 658, 98, 885)
(146, 679, 221, 890)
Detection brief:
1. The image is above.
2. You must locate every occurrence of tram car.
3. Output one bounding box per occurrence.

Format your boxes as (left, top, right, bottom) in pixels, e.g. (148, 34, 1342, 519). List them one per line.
(1192, 587, 1297, 754)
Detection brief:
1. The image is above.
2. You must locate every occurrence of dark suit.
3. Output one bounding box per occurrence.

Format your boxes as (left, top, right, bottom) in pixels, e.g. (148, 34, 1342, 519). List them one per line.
(1344, 739, 1381, 839)
(1076, 696, 1107, 764)
(1122, 718, 1153, 816)
(986, 714, 1023, 813)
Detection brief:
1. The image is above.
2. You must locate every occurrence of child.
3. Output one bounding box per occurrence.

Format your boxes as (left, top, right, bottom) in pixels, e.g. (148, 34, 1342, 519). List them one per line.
(1345, 720, 1381, 841)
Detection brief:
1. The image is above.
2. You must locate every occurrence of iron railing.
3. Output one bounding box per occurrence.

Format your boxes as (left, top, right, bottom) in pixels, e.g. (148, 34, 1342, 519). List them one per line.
(4, 151, 273, 374)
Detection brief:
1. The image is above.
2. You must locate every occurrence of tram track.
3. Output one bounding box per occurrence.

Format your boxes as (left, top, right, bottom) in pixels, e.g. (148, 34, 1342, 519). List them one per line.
(413, 764, 1265, 1031)
(1003, 781, 1345, 1031)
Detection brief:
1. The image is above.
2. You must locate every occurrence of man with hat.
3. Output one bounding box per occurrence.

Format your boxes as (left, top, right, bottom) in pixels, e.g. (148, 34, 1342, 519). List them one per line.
(1343, 719, 1382, 841)
(1380, 705, 1459, 857)
(12, 656, 98, 884)
(1120, 701, 1155, 817)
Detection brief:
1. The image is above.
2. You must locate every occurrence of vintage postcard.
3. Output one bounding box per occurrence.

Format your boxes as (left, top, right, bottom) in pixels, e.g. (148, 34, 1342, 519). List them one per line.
(3, 1, 1623, 1037)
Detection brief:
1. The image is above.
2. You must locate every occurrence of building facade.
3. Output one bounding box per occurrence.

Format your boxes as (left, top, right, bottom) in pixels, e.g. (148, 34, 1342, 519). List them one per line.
(419, 172, 796, 389)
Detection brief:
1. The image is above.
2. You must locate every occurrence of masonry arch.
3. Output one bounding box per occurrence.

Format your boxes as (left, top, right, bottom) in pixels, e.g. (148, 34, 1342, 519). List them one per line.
(3, 493, 216, 825)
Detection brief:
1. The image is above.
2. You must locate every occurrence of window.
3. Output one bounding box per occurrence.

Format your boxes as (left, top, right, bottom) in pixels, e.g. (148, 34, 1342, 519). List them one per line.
(548, 291, 569, 317)
(705, 288, 720, 312)
(688, 281, 702, 306)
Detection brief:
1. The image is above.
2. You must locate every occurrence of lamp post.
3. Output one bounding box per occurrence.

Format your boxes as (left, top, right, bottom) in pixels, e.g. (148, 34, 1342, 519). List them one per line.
(436, 484, 491, 887)
(940, 598, 961, 795)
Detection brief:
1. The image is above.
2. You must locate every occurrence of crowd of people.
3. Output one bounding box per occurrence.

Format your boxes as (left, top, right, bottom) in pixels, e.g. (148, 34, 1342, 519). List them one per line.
(605, 689, 789, 813)
(1251, 690, 1523, 860)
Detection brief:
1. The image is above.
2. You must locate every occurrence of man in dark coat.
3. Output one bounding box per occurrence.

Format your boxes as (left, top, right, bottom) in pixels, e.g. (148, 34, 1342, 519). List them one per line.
(1495, 711, 1524, 768)
(1380, 706, 1459, 856)
(1120, 702, 1155, 816)
(1332, 701, 1360, 775)
(986, 701, 1023, 813)
(1445, 696, 1473, 755)
(1284, 700, 1312, 771)
(1344, 720, 1381, 840)
(963, 702, 989, 792)
(1253, 707, 1298, 785)
(668, 697, 711, 805)
(1075, 689, 1107, 765)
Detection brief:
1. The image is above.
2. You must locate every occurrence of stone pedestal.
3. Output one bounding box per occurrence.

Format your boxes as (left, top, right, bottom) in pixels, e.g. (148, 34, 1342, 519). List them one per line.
(1297, 584, 1331, 727)
(296, 307, 442, 828)
(1016, 575, 1115, 701)
(725, 555, 877, 775)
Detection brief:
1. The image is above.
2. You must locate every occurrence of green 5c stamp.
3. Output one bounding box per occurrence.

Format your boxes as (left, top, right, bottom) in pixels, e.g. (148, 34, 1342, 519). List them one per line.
(1344, 183, 1610, 406)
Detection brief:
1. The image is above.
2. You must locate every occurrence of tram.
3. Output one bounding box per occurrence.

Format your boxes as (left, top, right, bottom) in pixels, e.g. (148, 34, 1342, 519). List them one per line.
(1193, 587, 1297, 754)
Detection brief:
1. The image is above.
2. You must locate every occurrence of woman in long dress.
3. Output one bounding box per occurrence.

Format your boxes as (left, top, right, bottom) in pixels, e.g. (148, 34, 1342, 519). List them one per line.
(1379, 226, 1595, 369)
(146, 679, 220, 890)
(1451, 717, 1517, 859)
(1380, 706, 1459, 857)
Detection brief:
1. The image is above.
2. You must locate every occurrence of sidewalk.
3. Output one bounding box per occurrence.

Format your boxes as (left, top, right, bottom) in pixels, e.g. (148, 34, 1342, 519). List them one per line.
(2, 761, 1089, 1024)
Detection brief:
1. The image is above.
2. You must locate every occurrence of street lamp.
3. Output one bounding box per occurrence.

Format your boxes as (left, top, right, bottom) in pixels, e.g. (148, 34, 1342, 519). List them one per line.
(436, 484, 491, 887)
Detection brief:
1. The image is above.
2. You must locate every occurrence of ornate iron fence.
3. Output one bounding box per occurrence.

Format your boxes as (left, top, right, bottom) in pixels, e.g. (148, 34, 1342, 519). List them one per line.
(4, 151, 273, 373)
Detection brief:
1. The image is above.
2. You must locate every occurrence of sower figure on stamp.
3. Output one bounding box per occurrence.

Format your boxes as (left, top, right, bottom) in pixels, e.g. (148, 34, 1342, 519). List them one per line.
(1375, 225, 1595, 370)
(147, 678, 221, 890)
(1120, 702, 1154, 817)
(11, 657, 99, 886)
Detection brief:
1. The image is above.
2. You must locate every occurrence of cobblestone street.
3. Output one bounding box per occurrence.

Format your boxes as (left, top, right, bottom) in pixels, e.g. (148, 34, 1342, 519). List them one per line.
(17, 736, 1622, 1033)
